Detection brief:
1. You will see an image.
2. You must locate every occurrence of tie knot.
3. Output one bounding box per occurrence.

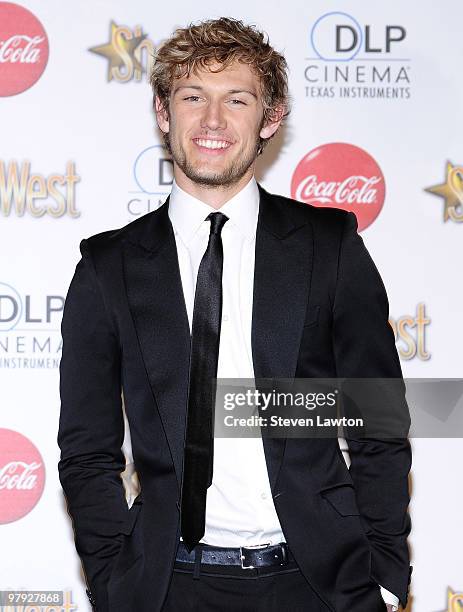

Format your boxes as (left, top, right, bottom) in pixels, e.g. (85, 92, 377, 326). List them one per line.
(206, 212, 229, 235)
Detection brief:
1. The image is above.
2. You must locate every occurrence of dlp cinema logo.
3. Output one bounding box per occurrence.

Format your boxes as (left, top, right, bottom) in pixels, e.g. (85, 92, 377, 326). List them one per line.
(305, 12, 411, 100)
(127, 144, 173, 219)
(0, 282, 63, 369)
(311, 12, 406, 60)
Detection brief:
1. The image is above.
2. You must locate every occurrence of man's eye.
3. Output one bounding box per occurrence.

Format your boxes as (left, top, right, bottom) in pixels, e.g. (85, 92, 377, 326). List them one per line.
(184, 96, 201, 102)
(229, 99, 245, 105)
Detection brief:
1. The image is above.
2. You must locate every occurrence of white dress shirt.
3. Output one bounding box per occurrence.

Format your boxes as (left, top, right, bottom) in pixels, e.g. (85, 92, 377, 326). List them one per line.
(169, 176, 285, 547)
(167, 176, 398, 610)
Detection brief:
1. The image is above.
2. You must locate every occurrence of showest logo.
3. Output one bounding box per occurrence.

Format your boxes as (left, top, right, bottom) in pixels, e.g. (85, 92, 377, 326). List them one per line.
(0, 160, 80, 217)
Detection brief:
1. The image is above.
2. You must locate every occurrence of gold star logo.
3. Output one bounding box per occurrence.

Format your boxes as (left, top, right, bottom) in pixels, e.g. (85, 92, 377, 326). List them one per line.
(425, 161, 463, 222)
(440, 588, 463, 611)
(89, 21, 154, 82)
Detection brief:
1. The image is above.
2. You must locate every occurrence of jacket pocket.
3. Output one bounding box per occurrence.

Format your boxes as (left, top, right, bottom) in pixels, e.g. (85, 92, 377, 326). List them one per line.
(320, 483, 360, 517)
(108, 496, 144, 585)
(121, 496, 143, 536)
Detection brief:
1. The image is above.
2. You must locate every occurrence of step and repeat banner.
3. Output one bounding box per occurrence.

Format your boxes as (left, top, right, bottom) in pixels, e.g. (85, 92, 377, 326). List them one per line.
(1, 1, 462, 610)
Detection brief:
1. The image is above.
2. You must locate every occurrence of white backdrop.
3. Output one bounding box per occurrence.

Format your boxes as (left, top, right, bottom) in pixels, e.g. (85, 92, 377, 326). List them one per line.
(1, 1, 462, 610)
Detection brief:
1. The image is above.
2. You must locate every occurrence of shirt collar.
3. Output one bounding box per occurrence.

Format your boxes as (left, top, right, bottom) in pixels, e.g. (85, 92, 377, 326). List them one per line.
(168, 176, 259, 246)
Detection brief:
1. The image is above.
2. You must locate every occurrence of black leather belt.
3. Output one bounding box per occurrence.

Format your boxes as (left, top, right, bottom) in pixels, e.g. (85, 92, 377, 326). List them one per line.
(176, 541, 292, 569)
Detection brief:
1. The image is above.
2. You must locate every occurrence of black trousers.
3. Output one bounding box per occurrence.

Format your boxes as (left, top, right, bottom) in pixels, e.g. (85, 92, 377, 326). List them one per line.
(162, 559, 330, 612)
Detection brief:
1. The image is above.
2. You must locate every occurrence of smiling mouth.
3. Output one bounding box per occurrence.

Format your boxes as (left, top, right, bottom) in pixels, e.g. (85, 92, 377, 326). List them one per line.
(192, 138, 233, 151)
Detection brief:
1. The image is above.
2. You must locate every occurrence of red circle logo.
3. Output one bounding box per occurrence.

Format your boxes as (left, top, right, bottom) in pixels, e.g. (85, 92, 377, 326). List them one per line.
(0, 2, 49, 97)
(0, 428, 45, 524)
(291, 143, 386, 231)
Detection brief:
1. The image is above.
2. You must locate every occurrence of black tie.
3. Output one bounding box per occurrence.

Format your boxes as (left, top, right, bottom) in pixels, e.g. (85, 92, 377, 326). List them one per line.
(181, 211, 229, 552)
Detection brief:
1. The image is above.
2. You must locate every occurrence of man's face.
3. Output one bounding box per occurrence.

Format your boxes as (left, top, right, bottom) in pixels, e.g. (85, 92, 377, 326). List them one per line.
(155, 61, 278, 189)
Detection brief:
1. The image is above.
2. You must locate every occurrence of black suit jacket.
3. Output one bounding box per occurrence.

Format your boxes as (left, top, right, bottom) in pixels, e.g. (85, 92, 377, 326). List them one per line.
(58, 184, 412, 612)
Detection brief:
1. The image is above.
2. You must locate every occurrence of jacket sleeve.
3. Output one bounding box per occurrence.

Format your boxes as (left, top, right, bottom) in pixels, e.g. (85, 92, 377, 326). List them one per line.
(332, 211, 412, 608)
(57, 238, 130, 612)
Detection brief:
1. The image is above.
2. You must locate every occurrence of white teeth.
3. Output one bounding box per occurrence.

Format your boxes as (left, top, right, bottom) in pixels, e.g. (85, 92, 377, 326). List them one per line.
(195, 139, 230, 149)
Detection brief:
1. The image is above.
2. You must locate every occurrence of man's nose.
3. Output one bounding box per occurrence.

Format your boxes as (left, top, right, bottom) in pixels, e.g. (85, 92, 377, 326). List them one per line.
(200, 100, 226, 130)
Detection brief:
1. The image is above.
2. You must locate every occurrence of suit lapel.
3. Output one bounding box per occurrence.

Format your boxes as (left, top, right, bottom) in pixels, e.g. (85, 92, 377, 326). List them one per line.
(252, 185, 314, 491)
(122, 185, 314, 494)
(123, 197, 191, 488)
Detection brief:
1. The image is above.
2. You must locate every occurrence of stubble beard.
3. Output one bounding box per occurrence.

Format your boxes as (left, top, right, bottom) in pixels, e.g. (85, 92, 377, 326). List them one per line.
(167, 132, 261, 189)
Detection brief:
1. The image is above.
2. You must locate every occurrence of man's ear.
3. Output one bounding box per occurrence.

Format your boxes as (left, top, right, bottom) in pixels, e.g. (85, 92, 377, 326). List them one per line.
(259, 104, 286, 140)
(155, 95, 170, 134)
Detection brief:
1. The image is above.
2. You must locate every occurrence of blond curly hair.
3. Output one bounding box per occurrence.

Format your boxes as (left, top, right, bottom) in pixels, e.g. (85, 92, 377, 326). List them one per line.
(150, 17, 290, 154)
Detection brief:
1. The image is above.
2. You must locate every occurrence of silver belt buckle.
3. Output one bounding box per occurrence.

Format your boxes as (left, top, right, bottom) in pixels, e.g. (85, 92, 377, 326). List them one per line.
(240, 542, 270, 570)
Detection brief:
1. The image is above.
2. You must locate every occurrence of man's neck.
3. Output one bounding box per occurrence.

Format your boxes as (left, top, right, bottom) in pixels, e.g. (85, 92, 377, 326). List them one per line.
(173, 168, 255, 209)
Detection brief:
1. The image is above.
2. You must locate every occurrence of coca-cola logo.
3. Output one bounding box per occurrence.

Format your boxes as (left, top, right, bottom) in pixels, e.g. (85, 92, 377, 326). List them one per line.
(291, 143, 385, 231)
(0, 428, 45, 523)
(0, 2, 49, 96)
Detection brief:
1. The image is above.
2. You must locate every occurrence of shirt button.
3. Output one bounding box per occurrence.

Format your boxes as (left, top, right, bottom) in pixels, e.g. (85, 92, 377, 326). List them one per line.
(260, 492, 267, 500)
(222, 314, 229, 322)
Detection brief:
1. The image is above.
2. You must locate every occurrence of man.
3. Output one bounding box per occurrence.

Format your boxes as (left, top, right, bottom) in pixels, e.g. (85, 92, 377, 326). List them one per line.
(58, 17, 411, 612)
